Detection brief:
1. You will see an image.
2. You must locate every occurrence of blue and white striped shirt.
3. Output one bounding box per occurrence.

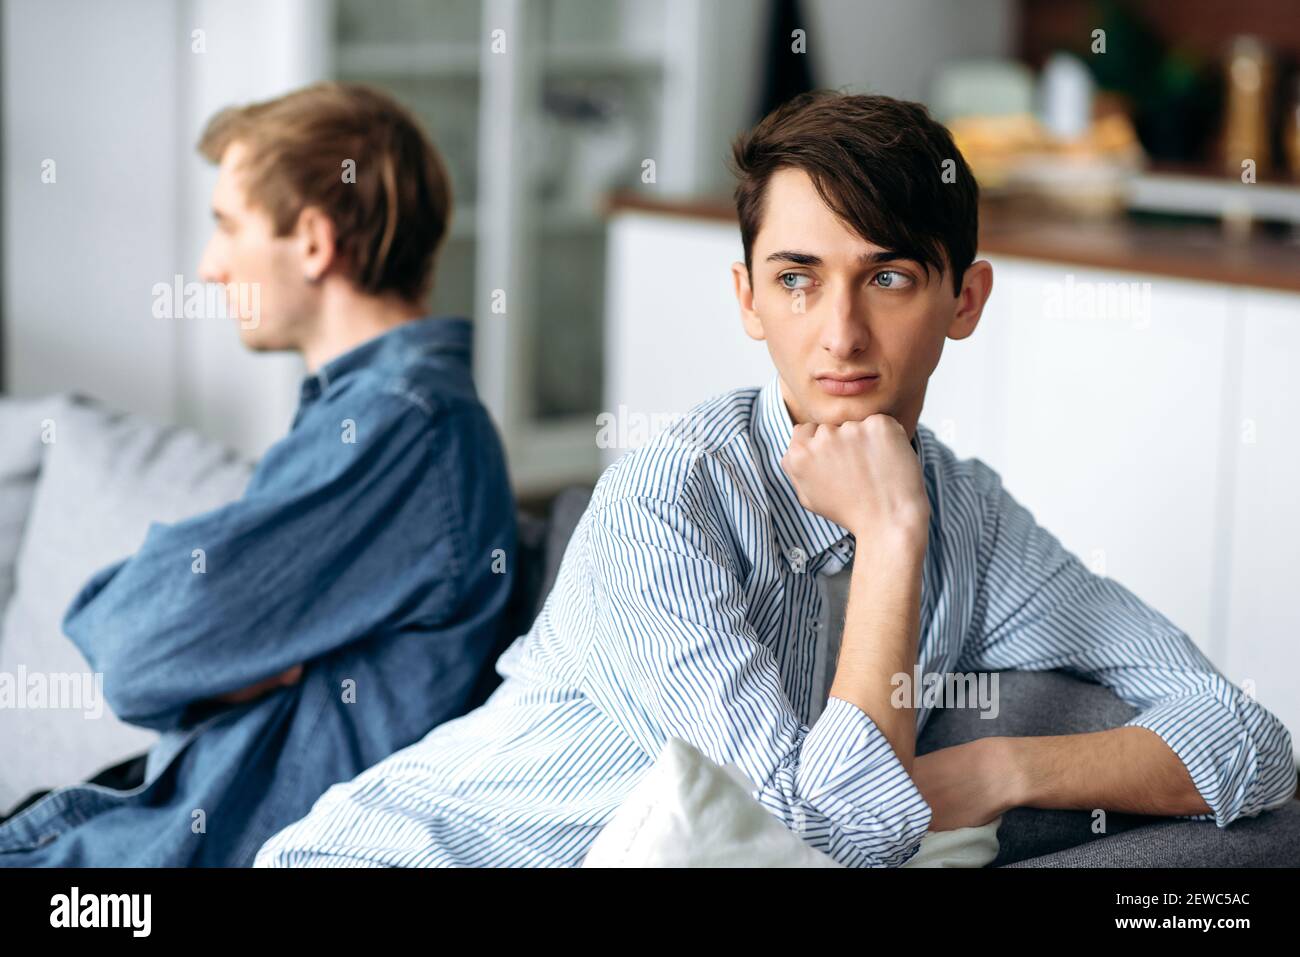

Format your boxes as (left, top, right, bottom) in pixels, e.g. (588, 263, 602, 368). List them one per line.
(256, 373, 1296, 868)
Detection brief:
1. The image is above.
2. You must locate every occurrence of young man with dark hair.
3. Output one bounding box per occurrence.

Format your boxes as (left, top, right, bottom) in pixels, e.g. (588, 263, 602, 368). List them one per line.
(257, 91, 1294, 868)
(0, 83, 517, 866)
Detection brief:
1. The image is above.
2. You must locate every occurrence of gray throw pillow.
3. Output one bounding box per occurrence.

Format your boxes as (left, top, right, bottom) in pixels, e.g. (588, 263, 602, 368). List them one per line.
(0, 397, 252, 812)
(0, 396, 62, 614)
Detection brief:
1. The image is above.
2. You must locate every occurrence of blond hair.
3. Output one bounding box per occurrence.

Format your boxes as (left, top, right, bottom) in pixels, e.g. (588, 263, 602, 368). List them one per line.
(199, 82, 451, 303)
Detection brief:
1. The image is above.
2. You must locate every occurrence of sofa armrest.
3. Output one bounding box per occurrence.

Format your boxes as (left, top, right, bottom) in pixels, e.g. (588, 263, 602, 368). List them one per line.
(1003, 799, 1300, 867)
(917, 669, 1148, 865)
(917, 669, 1300, 866)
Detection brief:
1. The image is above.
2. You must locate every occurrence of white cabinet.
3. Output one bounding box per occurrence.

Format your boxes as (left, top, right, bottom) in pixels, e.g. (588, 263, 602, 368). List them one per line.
(1222, 290, 1300, 749)
(602, 211, 768, 468)
(931, 257, 1234, 655)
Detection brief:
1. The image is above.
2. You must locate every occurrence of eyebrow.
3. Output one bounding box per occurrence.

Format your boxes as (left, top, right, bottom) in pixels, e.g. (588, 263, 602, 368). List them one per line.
(764, 249, 907, 267)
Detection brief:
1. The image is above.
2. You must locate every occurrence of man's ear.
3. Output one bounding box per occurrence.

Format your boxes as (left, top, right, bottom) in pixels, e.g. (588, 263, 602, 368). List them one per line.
(295, 206, 337, 283)
(731, 261, 766, 342)
(947, 259, 993, 341)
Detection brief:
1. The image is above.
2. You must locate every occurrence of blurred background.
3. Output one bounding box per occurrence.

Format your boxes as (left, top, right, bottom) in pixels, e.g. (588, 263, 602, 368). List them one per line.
(2, 1, 1298, 748)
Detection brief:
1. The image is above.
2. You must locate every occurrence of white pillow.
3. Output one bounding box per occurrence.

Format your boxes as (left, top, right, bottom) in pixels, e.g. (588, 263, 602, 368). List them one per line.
(582, 737, 1001, 868)
(0, 397, 253, 813)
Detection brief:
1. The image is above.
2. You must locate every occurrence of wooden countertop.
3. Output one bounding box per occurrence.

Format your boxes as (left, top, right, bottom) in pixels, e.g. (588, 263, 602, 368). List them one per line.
(606, 192, 1300, 294)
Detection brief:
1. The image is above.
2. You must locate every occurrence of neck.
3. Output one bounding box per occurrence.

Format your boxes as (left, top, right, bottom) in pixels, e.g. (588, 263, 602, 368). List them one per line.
(299, 283, 427, 373)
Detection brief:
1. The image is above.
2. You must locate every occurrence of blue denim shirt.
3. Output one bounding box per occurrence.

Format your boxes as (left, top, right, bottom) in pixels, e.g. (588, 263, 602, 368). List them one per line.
(0, 316, 517, 866)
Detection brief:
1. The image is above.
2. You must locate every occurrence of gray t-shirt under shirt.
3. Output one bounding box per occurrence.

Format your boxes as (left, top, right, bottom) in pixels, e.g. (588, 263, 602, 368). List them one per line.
(808, 555, 853, 726)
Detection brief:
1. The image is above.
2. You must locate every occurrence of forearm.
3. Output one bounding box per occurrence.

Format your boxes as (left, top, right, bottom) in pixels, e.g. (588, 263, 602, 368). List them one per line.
(1004, 726, 1213, 817)
(65, 516, 344, 725)
(829, 535, 926, 774)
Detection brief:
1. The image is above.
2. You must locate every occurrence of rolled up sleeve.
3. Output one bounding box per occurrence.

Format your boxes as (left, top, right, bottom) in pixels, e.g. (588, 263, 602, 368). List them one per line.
(958, 460, 1296, 827)
(1123, 684, 1295, 825)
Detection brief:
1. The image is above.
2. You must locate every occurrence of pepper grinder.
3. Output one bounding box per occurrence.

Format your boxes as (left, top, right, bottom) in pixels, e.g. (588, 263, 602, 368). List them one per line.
(1222, 35, 1274, 179)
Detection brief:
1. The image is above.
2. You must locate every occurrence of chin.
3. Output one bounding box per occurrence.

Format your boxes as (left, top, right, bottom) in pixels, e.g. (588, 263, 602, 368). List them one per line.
(236, 326, 282, 352)
(812, 395, 882, 426)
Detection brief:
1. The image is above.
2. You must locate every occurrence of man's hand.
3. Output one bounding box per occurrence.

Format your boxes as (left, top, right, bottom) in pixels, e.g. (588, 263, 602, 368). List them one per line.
(912, 737, 1022, 831)
(781, 414, 929, 545)
(211, 664, 304, 705)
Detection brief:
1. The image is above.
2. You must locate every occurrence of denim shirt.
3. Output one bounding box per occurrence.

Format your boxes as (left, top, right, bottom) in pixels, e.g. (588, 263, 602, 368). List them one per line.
(0, 316, 517, 866)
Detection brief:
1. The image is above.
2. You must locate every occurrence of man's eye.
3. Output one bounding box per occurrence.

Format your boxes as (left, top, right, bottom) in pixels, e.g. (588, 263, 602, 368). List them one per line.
(779, 273, 811, 291)
(872, 270, 912, 289)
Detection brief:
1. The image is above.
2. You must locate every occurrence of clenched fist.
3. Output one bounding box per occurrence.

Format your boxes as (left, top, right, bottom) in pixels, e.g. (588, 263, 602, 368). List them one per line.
(780, 414, 930, 550)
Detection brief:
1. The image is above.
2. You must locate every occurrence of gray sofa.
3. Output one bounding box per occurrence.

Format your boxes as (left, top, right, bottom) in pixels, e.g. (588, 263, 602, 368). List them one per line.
(510, 487, 1300, 867)
(3, 396, 1297, 864)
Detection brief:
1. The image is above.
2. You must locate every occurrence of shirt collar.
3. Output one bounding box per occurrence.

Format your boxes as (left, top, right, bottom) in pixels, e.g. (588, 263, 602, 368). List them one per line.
(300, 315, 472, 404)
(752, 372, 927, 569)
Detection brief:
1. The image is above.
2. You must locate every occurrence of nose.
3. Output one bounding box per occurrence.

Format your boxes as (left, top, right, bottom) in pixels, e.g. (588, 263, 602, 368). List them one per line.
(197, 234, 225, 285)
(819, 281, 869, 359)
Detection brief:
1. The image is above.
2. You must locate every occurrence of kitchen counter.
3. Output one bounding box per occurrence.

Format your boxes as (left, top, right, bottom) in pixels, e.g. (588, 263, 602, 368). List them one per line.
(606, 191, 1300, 294)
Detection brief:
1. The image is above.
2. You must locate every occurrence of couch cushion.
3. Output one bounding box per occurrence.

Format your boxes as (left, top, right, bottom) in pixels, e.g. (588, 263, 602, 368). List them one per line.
(0, 396, 61, 614)
(582, 737, 843, 867)
(0, 397, 252, 812)
(463, 488, 591, 713)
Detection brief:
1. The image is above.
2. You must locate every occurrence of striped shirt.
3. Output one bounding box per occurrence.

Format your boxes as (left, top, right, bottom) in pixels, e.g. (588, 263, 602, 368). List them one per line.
(255, 373, 1296, 868)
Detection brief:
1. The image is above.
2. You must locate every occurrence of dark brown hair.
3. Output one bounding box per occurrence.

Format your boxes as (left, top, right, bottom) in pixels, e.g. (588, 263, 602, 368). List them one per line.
(730, 91, 978, 296)
(199, 82, 451, 304)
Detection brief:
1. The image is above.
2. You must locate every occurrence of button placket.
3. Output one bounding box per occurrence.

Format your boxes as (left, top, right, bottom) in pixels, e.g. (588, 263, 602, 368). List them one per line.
(807, 566, 833, 725)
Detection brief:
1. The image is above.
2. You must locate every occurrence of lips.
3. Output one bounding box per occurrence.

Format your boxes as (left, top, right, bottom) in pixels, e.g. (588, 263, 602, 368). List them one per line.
(815, 373, 880, 396)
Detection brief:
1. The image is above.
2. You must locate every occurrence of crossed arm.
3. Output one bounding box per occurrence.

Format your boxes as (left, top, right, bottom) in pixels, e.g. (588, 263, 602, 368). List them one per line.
(60, 392, 457, 731)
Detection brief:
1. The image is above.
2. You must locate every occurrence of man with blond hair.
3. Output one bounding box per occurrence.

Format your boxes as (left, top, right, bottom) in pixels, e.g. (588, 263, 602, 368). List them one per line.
(0, 83, 517, 866)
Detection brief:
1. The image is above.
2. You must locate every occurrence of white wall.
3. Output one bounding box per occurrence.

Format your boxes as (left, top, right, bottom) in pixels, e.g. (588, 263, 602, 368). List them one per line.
(3, 0, 183, 423)
(2, 0, 331, 459)
(175, 0, 332, 455)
